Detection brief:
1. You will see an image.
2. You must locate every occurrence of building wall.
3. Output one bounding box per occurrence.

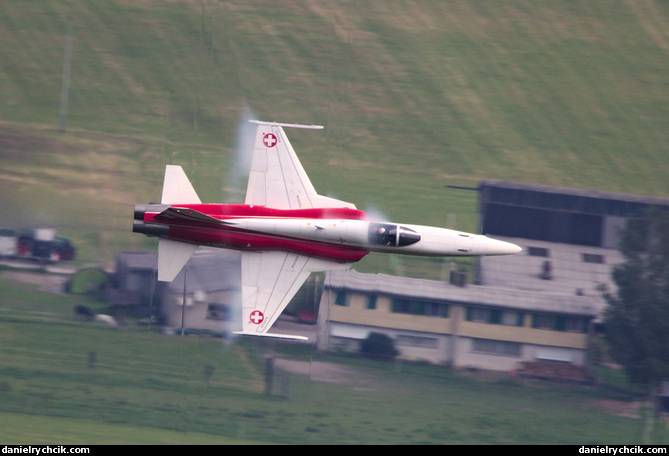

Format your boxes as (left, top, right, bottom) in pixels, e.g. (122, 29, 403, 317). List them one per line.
(328, 292, 454, 335)
(328, 321, 453, 364)
(318, 288, 592, 371)
(162, 289, 239, 335)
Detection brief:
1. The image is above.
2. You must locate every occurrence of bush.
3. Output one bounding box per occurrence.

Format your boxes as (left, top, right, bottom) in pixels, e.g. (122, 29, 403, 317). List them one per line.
(67, 268, 108, 295)
(361, 332, 399, 361)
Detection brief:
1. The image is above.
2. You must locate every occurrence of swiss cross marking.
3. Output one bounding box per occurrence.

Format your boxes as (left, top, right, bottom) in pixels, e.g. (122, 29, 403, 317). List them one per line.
(263, 133, 277, 148)
(249, 310, 265, 325)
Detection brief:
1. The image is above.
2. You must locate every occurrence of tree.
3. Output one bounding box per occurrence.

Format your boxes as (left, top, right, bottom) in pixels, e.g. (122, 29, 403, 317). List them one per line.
(603, 209, 669, 389)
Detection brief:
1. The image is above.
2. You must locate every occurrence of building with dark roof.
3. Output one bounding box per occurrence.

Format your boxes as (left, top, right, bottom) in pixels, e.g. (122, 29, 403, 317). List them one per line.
(478, 179, 669, 248)
(476, 180, 669, 315)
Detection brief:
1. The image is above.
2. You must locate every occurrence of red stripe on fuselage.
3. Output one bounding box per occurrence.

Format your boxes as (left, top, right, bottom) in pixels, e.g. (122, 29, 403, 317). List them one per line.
(145, 204, 370, 263)
(173, 204, 369, 221)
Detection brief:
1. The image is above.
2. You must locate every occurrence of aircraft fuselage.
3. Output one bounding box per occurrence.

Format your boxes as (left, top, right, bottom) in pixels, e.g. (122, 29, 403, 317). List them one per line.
(133, 203, 522, 263)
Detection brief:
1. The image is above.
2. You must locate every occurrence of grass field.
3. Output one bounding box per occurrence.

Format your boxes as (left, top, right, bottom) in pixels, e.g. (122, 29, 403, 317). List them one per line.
(0, 413, 250, 445)
(1, 0, 668, 444)
(0, 275, 665, 444)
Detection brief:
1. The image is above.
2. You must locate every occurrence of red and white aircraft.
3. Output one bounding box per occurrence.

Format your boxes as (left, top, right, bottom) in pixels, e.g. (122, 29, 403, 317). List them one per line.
(133, 120, 521, 340)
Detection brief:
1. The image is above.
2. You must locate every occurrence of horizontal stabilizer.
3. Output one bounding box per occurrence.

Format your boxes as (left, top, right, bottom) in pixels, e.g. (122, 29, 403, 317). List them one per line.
(158, 239, 198, 282)
(232, 331, 308, 341)
(161, 165, 201, 204)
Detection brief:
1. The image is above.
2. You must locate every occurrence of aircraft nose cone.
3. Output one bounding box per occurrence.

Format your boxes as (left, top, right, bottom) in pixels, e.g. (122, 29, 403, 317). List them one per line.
(477, 236, 523, 256)
(498, 239, 523, 255)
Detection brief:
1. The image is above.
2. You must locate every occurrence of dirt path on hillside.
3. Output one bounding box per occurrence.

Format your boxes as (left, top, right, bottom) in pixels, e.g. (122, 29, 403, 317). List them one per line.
(0, 269, 70, 294)
(274, 358, 388, 391)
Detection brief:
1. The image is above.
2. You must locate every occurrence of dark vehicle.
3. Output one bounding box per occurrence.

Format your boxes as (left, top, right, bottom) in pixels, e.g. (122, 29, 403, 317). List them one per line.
(13, 229, 76, 262)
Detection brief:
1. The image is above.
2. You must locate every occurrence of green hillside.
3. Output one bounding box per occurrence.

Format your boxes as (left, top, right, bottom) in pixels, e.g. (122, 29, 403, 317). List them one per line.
(1, 0, 667, 266)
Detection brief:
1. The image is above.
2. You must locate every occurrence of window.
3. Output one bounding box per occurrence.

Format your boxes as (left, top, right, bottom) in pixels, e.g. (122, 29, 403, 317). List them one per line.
(366, 295, 377, 310)
(205, 303, 229, 321)
(467, 307, 522, 326)
(396, 334, 438, 348)
(532, 314, 588, 333)
(468, 307, 490, 323)
(527, 246, 550, 257)
(582, 253, 605, 264)
(334, 292, 349, 307)
(472, 338, 521, 356)
(564, 317, 586, 333)
(391, 298, 448, 318)
(533, 314, 556, 330)
(368, 223, 421, 247)
(392, 298, 412, 314)
(424, 301, 447, 317)
(501, 311, 523, 326)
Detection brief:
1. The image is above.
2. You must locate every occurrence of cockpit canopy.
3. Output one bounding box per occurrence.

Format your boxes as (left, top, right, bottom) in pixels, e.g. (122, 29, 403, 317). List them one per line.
(368, 223, 421, 247)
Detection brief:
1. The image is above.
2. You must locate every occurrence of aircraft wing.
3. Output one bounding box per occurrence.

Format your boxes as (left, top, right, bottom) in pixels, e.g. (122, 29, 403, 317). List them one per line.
(235, 250, 352, 340)
(245, 121, 356, 210)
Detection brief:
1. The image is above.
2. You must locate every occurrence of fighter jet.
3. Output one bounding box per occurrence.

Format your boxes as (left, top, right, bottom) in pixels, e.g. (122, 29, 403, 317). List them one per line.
(133, 121, 521, 340)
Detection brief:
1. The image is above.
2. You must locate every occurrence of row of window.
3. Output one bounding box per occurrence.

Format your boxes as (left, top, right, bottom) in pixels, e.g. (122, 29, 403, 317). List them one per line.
(527, 246, 606, 264)
(395, 335, 520, 357)
(472, 338, 521, 356)
(467, 307, 586, 332)
(334, 292, 588, 333)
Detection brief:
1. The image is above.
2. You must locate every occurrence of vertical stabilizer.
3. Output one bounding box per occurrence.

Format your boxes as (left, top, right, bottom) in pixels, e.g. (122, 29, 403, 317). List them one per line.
(244, 121, 355, 210)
